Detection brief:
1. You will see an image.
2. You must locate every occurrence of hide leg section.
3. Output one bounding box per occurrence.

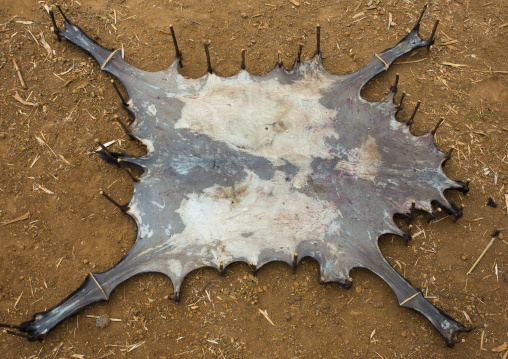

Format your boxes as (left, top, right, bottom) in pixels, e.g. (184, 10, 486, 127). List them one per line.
(365, 251, 470, 347)
(10, 262, 137, 341)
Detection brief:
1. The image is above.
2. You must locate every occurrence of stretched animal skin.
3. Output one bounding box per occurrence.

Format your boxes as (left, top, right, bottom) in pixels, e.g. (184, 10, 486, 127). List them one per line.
(3, 5, 471, 346)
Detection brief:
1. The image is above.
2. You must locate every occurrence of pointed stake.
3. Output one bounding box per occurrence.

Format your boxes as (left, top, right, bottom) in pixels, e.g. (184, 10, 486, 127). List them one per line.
(427, 19, 440, 53)
(431, 118, 444, 135)
(169, 25, 182, 67)
(406, 101, 421, 127)
(113, 115, 131, 136)
(345, 277, 353, 288)
(410, 200, 416, 221)
(428, 19, 439, 44)
(297, 44, 303, 63)
(111, 80, 128, 107)
(249, 261, 257, 273)
(5, 330, 30, 340)
(95, 139, 116, 160)
(117, 158, 139, 182)
(315, 25, 321, 56)
(391, 74, 399, 93)
(56, 5, 70, 23)
(204, 42, 212, 74)
(173, 291, 181, 303)
(456, 180, 469, 193)
(292, 252, 298, 273)
(219, 261, 224, 276)
(48, 10, 61, 41)
(398, 92, 406, 109)
(241, 49, 246, 70)
(0, 323, 23, 330)
(413, 4, 428, 32)
(100, 190, 128, 212)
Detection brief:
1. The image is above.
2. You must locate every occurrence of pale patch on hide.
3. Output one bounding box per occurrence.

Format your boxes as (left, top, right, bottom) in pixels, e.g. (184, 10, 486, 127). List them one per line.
(174, 72, 339, 185)
(148, 104, 157, 116)
(169, 170, 341, 264)
(335, 135, 382, 181)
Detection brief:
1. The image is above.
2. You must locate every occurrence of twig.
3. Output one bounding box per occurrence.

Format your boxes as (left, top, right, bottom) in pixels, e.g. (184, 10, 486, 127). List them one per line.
(258, 308, 275, 325)
(97, 351, 115, 359)
(0, 212, 30, 227)
(86, 315, 122, 322)
(472, 69, 508, 74)
(65, 100, 81, 121)
(393, 58, 427, 65)
(90, 273, 108, 300)
(34, 183, 54, 194)
(480, 330, 486, 351)
(441, 61, 467, 68)
(12, 59, 26, 88)
(467, 237, 496, 274)
(14, 291, 23, 308)
(30, 154, 40, 168)
(400, 292, 420, 306)
(13, 91, 39, 106)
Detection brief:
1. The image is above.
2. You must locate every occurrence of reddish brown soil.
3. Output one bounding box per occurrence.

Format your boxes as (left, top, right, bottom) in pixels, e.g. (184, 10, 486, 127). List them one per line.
(0, 0, 507, 358)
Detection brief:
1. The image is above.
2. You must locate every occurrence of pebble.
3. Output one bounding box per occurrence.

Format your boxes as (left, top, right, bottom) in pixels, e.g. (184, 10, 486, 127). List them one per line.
(241, 13, 248, 19)
(375, 302, 384, 308)
(0, 132, 6, 139)
(504, 272, 508, 284)
(287, 296, 302, 304)
(96, 314, 111, 329)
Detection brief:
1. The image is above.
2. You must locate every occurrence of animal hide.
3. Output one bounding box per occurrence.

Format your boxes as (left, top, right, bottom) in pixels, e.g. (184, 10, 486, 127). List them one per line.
(3, 5, 471, 346)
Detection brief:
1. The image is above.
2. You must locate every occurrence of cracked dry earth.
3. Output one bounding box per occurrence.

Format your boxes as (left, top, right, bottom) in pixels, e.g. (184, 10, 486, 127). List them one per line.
(0, 0, 507, 358)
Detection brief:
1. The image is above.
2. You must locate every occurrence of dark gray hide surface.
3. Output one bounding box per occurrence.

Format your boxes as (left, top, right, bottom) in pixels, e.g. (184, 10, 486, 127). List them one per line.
(11, 6, 471, 346)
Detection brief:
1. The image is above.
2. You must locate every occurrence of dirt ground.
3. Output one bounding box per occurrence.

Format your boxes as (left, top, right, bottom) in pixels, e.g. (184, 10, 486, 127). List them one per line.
(0, 0, 507, 358)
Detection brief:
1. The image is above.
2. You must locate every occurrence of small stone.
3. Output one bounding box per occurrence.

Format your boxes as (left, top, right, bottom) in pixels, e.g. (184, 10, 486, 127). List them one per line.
(96, 314, 111, 329)
(375, 302, 384, 308)
(504, 272, 508, 284)
(461, 256, 467, 261)
(241, 12, 248, 19)
(287, 296, 302, 304)
(0, 132, 6, 139)
(285, 314, 291, 321)
(355, 285, 363, 293)
(401, 331, 407, 337)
